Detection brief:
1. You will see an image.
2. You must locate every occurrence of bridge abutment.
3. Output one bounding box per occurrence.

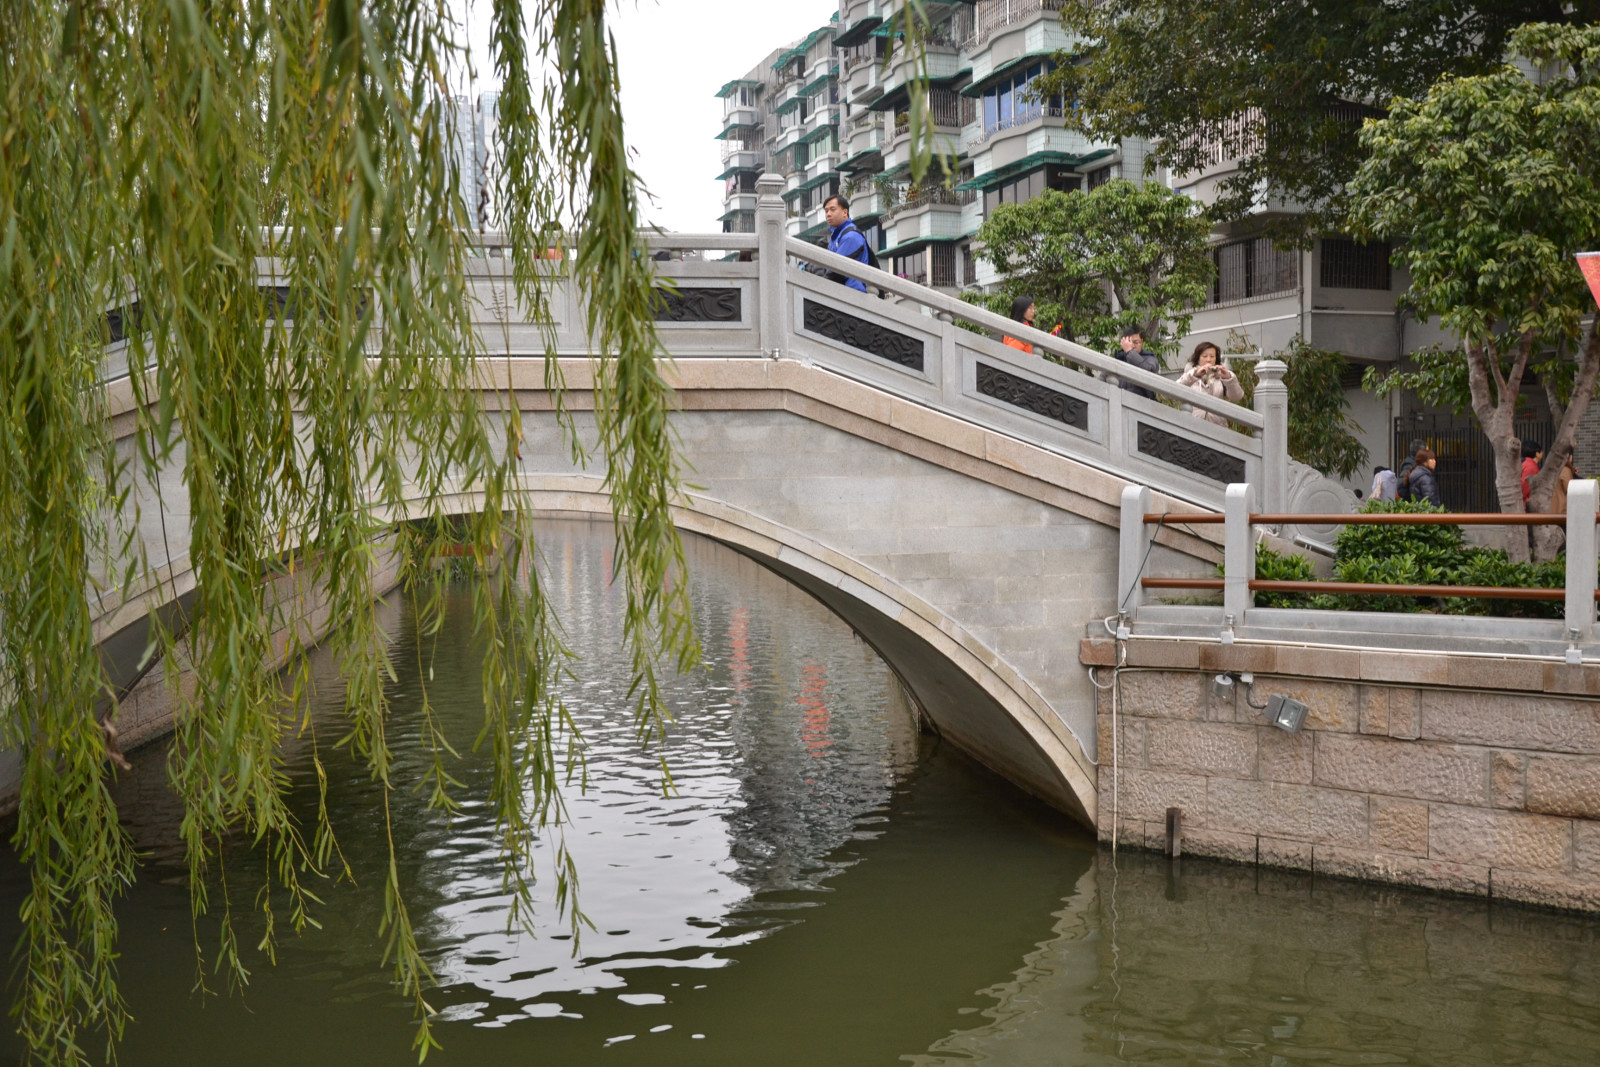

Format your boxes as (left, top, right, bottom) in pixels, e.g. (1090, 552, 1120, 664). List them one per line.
(1082, 634, 1600, 912)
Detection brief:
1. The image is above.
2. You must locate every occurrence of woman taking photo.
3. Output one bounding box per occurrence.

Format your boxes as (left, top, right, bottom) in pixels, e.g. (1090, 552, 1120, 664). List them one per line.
(1176, 342, 1244, 426)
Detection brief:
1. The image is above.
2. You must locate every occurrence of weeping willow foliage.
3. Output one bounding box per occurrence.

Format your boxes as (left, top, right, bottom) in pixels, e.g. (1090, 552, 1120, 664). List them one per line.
(0, 0, 702, 1061)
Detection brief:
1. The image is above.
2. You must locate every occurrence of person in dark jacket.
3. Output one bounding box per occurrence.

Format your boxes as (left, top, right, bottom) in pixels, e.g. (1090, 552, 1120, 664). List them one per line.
(1402, 446, 1442, 507)
(1114, 324, 1160, 400)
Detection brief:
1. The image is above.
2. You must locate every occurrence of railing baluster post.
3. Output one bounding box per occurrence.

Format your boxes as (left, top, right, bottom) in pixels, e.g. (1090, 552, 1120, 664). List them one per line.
(1224, 483, 1254, 625)
(1119, 484, 1152, 615)
(755, 172, 786, 359)
(1254, 359, 1289, 513)
(1566, 480, 1597, 640)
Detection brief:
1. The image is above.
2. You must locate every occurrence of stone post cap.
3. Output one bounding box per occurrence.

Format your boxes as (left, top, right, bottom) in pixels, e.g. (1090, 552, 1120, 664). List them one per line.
(755, 172, 785, 200)
(1255, 359, 1288, 384)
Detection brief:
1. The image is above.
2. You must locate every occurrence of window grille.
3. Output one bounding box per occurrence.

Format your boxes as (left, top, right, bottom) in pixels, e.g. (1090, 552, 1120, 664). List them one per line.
(1320, 238, 1391, 290)
(1208, 237, 1299, 305)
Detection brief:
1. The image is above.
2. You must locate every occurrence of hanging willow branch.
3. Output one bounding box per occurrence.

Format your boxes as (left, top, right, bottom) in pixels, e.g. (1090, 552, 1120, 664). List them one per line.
(0, 0, 701, 1062)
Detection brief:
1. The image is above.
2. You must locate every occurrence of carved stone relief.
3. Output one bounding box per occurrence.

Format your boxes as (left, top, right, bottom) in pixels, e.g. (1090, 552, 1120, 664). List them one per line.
(1136, 422, 1247, 484)
(802, 299, 924, 371)
(975, 362, 1089, 430)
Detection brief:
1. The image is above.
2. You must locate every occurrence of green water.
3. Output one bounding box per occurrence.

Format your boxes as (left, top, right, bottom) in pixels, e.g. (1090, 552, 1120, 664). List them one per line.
(2, 520, 1597, 1065)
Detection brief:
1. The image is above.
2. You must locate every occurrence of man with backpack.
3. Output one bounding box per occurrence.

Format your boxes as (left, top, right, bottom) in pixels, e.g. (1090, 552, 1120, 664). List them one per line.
(823, 195, 875, 293)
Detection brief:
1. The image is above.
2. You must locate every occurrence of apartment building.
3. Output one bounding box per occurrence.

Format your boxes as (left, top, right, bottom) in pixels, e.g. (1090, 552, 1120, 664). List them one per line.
(446, 92, 501, 233)
(716, 19, 844, 239)
(830, 0, 1147, 291)
(717, 1, 1149, 286)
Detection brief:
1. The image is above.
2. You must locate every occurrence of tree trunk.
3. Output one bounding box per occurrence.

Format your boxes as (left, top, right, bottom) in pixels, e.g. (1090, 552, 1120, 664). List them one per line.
(1529, 325, 1600, 561)
(1467, 337, 1534, 562)
(1492, 432, 1532, 563)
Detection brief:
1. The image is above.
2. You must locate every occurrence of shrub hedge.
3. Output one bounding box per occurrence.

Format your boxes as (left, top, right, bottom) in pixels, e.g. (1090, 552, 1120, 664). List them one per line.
(1243, 498, 1566, 617)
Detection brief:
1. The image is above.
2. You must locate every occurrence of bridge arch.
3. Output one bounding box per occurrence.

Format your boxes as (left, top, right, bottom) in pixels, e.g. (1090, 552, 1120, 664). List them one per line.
(421, 476, 1098, 824)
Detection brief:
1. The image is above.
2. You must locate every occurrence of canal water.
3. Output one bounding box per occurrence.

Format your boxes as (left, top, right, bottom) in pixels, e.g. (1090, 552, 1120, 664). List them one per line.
(2, 519, 1598, 1065)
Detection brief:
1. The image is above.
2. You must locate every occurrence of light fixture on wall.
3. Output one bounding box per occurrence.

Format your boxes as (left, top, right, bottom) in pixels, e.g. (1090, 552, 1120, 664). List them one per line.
(1212, 673, 1234, 698)
(1266, 693, 1310, 733)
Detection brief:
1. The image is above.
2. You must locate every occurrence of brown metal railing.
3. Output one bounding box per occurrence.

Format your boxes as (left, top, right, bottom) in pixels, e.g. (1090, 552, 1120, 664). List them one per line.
(1139, 509, 1572, 604)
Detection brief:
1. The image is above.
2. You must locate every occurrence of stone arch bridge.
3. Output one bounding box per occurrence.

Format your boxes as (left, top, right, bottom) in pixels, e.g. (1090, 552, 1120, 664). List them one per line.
(46, 186, 1355, 828)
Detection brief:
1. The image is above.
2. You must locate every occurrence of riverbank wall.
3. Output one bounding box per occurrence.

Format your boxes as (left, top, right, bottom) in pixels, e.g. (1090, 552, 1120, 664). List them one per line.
(1079, 635, 1600, 913)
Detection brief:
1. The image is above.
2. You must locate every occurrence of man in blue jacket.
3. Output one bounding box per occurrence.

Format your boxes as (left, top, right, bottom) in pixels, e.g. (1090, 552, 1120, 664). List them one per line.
(824, 195, 869, 294)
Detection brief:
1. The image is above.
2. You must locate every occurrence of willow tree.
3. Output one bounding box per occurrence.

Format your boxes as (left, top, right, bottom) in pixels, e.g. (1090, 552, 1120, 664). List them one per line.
(0, 0, 709, 1061)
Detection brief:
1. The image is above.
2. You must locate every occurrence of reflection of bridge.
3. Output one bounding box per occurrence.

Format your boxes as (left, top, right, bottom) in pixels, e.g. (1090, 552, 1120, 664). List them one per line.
(42, 175, 1357, 827)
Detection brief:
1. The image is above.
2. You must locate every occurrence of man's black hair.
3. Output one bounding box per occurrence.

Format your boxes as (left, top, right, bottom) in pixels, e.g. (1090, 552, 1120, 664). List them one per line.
(1522, 439, 1543, 459)
(824, 194, 850, 213)
(1120, 323, 1143, 338)
(1374, 465, 1389, 475)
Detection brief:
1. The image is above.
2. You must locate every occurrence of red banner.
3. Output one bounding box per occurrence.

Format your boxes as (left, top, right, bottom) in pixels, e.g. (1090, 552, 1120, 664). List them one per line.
(1578, 252, 1600, 308)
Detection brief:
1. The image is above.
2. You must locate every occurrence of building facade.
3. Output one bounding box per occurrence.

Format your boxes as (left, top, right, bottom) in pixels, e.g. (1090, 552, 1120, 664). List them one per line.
(716, 1, 1151, 288)
(716, 20, 844, 239)
(446, 92, 501, 233)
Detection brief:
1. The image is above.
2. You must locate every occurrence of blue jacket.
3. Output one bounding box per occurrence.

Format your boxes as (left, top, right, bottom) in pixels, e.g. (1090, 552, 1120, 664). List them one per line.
(827, 221, 869, 293)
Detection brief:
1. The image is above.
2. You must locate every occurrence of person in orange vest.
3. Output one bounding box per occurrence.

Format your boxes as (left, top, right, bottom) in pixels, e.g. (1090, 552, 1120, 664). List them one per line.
(1002, 296, 1037, 354)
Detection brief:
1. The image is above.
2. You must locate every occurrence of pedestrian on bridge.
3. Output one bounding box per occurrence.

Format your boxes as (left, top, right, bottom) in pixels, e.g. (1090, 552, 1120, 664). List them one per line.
(823, 195, 870, 294)
(1175, 341, 1243, 426)
(1113, 324, 1160, 401)
(1003, 296, 1038, 354)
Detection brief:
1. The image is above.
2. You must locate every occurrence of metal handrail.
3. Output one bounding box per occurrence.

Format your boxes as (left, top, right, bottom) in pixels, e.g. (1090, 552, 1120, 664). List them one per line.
(1145, 511, 1566, 527)
(784, 237, 1264, 429)
(1141, 577, 1573, 602)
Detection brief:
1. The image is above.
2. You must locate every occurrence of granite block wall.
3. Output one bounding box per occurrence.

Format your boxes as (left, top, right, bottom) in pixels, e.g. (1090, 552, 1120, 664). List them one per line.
(1086, 642, 1600, 912)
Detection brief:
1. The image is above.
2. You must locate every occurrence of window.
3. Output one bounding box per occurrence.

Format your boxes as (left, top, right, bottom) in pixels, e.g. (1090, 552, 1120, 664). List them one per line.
(1085, 164, 1114, 189)
(980, 62, 1061, 138)
(892, 245, 957, 287)
(1207, 237, 1299, 305)
(961, 244, 976, 287)
(894, 248, 927, 285)
(1320, 238, 1392, 290)
(982, 165, 1079, 216)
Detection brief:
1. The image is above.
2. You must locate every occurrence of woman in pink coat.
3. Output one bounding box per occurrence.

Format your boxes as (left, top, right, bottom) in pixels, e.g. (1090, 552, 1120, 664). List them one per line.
(1176, 342, 1244, 426)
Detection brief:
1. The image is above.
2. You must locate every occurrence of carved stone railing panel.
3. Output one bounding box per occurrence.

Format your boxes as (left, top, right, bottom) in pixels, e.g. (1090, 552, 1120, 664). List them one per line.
(801, 298, 925, 371)
(652, 286, 742, 323)
(1136, 422, 1247, 484)
(974, 361, 1088, 430)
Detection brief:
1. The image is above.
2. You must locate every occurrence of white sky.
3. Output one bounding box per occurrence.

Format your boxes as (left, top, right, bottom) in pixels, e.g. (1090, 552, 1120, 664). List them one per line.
(458, 1, 838, 234)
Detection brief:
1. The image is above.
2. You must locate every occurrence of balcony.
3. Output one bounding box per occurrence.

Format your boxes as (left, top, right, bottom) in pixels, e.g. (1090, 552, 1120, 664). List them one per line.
(773, 80, 806, 116)
(844, 185, 888, 220)
(963, 0, 1070, 51)
(720, 192, 760, 216)
(716, 149, 765, 180)
(772, 122, 805, 154)
(873, 45, 963, 106)
(805, 152, 841, 184)
(801, 61, 839, 100)
(887, 184, 977, 220)
(970, 105, 1068, 147)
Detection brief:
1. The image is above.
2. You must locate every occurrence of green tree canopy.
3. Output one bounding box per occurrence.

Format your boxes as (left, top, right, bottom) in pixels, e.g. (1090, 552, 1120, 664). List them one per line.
(1, 1, 704, 1061)
(1351, 22, 1600, 559)
(972, 179, 1212, 359)
(1037, 0, 1589, 237)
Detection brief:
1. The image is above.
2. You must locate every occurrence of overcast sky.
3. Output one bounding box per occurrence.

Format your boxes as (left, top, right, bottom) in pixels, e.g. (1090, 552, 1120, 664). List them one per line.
(612, 1, 837, 233)
(458, 1, 838, 234)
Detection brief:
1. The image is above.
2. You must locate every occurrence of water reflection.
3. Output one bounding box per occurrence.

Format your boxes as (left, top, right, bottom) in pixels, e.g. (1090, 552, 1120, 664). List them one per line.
(0, 520, 1596, 1066)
